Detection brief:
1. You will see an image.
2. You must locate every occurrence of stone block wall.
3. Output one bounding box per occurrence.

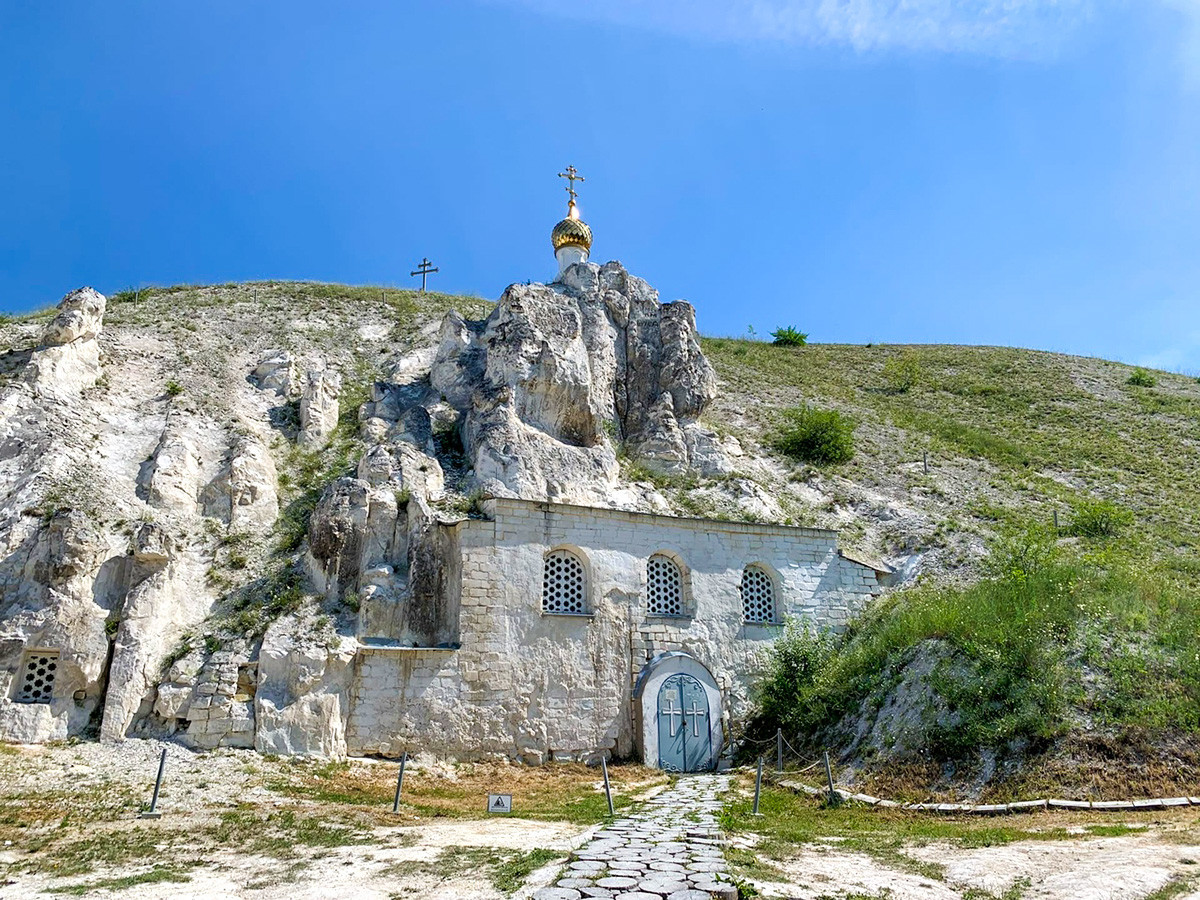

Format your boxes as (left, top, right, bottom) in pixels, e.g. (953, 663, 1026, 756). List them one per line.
(346, 498, 881, 762)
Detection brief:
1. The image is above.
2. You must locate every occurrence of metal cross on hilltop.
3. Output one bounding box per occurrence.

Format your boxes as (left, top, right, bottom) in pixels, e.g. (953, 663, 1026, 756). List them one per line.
(410, 257, 439, 292)
(557, 165, 585, 203)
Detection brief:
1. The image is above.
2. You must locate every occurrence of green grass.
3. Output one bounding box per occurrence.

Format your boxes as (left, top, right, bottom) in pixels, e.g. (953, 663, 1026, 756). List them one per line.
(701, 339, 1200, 564)
(16, 828, 162, 877)
(206, 807, 370, 857)
(720, 782, 1138, 886)
(383, 846, 564, 894)
(51, 863, 198, 895)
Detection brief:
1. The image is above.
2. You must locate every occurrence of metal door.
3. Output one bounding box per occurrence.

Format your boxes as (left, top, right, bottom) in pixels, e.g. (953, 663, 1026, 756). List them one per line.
(656, 673, 713, 772)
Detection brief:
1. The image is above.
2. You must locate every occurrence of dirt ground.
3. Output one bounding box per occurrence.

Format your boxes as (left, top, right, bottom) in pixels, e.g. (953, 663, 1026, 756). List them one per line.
(2, 741, 1200, 899)
(751, 832, 1200, 899)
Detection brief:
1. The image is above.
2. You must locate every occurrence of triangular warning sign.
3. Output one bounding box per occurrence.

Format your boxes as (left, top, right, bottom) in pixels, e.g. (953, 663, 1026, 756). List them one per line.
(492, 797, 505, 809)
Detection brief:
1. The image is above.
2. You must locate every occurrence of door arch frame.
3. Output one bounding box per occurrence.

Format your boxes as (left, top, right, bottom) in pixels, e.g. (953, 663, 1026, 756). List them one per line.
(633, 651, 723, 771)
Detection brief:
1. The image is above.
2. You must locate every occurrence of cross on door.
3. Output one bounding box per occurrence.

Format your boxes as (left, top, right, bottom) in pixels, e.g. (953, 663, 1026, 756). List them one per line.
(684, 698, 707, 738)
(661, 696, 683, 737)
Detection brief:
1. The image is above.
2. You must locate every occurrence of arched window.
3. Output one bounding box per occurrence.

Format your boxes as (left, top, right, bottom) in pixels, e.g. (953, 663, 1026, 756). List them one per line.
(646, 554, 684, 617)
(542, 549, 588, 614)
(741, 565, 776, 623)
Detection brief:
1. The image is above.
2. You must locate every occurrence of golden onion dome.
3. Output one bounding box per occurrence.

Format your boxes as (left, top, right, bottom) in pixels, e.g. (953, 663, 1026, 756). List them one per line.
(551, 201, 592, 253)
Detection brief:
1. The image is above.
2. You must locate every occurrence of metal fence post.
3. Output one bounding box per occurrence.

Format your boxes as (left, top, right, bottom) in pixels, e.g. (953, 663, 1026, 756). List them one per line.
(776, 728, 783, 773)
(752, 756, 764, 816)
(140, 747, 167, 819)
(823, 749, 837, 804)
(601, 756, 615, 817)
(391, 752, 407, 814)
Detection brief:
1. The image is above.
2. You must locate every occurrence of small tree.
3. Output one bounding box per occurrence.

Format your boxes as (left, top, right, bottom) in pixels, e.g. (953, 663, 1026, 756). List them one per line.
(772, 405, 855, 465)
(771, 326, 808, 347)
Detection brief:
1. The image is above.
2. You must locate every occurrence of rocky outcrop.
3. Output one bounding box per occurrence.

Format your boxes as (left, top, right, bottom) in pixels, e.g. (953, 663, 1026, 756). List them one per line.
(250, 350, 297, 397)
(299, 370, 341, 445)
(254, 616, 355, 758)
(100, 526, 213, 741)
(426, 261, 725, 504)
(0, 510, 120, 742)
(201, 435, 279, 530)
(25, 287, 107, 396)
(139, 429, 203, 513)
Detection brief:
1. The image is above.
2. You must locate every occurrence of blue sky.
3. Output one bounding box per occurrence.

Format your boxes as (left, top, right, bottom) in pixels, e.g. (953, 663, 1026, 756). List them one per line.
(2, 1, 1198, 368)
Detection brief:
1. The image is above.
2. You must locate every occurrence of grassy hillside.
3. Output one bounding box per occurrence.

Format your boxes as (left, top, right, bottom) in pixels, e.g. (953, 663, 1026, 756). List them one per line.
(701, 339, 1200, 573)
(701, 339, 1200, 796)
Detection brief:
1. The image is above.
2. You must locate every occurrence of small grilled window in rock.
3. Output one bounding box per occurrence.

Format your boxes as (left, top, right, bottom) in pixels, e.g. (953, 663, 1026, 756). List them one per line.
(646, 554, 684, 617)
(741, 566, 776, 624)
(16, 651, 59, 704)
(542, 549, 587, 615)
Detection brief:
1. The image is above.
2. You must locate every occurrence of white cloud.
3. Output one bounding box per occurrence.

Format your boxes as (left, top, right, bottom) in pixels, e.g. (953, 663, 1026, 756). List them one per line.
(497, 0, 1200, 63)
(497, 0, 1100, 56)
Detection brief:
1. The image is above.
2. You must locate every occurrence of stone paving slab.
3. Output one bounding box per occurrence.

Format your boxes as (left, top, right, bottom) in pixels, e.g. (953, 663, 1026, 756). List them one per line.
(533, 775, 737, 900)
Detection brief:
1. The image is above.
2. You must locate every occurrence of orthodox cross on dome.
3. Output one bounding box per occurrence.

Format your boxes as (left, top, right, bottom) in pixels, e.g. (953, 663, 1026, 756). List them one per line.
(557, 165, 585, 206)
(551, 166, 592, 277)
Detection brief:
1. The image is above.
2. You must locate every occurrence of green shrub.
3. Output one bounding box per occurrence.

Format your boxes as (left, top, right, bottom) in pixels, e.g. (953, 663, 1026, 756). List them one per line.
(754, 619, 834, 735)
(1127, 368, 1157, 387)
(882, 351, 922, 394)
(1069, 499, 1133, 538)
(165, 380, 183, 397)
(770, 326, 808, 347)
(771, 406, 855, 465)
(751, 544, 1081, 760)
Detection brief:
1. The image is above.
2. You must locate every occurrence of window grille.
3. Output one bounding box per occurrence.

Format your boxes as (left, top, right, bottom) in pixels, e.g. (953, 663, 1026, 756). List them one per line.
(542, 549, 587, 614)
(646, 554, 684, 617)
(741, 566, 776, 623)
(16, 651, 59, 704)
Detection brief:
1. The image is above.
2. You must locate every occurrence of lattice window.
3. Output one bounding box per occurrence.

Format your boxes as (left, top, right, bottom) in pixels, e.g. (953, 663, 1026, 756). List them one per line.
(741, 566, 776, 623)
(15, 651, 59, 704)
(542, 549, 587, 614)
(646, 554, 684, 617)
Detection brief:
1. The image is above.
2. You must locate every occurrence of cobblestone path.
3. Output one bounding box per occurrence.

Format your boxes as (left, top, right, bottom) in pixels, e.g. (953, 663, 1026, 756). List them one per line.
(533, 774, 738, 900)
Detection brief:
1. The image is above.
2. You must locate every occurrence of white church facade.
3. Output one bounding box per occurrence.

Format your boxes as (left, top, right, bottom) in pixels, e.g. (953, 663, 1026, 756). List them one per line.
(346, 497, 884, 770)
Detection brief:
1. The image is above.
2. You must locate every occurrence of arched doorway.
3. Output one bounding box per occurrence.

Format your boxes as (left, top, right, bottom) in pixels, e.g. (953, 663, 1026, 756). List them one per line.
(634, 652, 722, 772)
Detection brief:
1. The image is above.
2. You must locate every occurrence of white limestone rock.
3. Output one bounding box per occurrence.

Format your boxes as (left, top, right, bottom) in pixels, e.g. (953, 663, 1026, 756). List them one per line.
(42, 287, 106, 346)
(250, 350, 297, 396)
(428, 261, 725, 505)
(299, 369, 341, 446)
(139, 428, 203, 513)
(201, 435, 279, 530)
(255, 615, 355, 758)
(25, 287, 107, 396)
(0, 510, 120, 743)
(100, 548, 212, 742)
(304, 477, 371, 599)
